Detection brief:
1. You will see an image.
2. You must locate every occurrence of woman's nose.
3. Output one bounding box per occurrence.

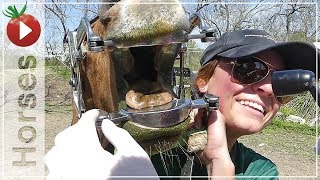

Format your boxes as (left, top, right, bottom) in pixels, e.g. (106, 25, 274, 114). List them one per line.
(251, 74, 274, 97)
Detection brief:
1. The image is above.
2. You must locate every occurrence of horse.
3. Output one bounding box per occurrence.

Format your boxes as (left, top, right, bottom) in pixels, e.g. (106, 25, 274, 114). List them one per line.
(69, 0, 200, 155)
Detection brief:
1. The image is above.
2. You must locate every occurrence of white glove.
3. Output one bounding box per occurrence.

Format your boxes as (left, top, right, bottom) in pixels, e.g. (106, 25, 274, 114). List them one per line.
(44, 109, 159, 180)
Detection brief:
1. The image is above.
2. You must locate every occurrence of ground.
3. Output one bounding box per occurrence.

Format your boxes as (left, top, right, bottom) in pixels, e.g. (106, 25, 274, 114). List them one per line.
(45, 68, 319, 178)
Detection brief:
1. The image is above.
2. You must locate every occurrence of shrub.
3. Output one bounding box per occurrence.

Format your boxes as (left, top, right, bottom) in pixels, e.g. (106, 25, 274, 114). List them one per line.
(46, 57, 70, 80)
(269, 118, 318, 136)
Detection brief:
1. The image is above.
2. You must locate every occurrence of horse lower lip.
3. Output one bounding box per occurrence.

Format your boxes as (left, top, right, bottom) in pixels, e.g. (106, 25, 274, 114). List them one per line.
(125, 90, 173, 109)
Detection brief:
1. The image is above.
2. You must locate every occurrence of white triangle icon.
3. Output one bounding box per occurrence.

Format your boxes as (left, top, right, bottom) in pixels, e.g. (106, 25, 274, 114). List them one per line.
(313, 42, 320, 49)
(20, 21, 32, 40)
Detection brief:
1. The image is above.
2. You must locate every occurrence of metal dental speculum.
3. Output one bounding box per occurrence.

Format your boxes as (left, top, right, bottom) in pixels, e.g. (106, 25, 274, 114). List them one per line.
(96, 94, 219, 128)
(65, 12, 218, 128)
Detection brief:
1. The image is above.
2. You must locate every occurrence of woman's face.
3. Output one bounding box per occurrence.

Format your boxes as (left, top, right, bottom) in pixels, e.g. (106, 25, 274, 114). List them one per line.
(204, 50, 285, 138)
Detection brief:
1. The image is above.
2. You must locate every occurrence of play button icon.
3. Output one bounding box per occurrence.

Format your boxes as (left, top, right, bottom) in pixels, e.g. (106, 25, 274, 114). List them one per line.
(20, 21, 32, 40)
(6, 14, 41, 47)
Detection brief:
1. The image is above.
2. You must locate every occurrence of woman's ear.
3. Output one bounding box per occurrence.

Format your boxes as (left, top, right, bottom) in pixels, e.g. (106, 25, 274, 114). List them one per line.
(197, 79, 208, 93)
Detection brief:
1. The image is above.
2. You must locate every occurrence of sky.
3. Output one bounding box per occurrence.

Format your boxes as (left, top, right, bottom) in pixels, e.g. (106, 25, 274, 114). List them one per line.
(1, 0, 318, 54)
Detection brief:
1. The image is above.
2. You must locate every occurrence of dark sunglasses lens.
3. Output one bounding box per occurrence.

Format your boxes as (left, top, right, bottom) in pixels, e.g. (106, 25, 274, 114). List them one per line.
(233, 57, 269, 84)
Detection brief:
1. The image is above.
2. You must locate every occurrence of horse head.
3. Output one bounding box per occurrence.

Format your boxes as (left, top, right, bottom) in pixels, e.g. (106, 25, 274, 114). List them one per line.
(71, 0, 193, 154)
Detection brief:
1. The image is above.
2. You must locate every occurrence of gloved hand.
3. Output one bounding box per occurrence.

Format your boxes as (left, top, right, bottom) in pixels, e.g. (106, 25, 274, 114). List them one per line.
(44, 109, 159, 180)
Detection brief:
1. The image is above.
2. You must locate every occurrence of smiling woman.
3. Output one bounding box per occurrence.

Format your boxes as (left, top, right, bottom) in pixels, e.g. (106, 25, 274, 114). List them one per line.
(202, 50, 284, 135)
(150, 29, 319, 178)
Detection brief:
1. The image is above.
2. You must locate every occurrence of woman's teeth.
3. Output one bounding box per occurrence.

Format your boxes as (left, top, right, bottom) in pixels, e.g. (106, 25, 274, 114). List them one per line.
(239, 100, 265, 114)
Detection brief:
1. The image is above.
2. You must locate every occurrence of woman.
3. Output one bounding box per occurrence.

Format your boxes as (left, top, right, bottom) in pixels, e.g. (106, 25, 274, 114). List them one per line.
(151, 29, 318, 178)
(190, 50, 283, 177)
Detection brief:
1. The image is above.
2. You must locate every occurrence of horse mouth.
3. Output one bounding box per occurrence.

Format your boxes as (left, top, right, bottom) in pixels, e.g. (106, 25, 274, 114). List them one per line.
(125, 86, 173, 110)
(122, 46, 175, 110)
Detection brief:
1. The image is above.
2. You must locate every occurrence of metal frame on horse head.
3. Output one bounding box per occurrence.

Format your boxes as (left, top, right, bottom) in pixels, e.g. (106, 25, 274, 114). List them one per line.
(65, 13, 219, 128)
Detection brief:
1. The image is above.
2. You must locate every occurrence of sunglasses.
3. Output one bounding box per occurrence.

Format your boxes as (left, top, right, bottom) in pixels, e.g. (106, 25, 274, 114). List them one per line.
(226, 56, 293, 104)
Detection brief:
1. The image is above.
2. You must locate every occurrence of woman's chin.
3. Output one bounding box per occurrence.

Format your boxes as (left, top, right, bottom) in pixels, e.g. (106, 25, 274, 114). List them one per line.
(228, 116, 266, 136)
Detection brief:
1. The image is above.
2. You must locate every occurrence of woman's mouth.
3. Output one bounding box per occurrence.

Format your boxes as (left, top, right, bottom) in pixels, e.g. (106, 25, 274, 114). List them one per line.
(238, 100, 265, 115)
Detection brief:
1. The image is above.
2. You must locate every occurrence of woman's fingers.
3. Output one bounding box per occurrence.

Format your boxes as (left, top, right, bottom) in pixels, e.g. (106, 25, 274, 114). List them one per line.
(205, 110, 229, 159)
(101, 119, 146, 156)
(54, 109, 104, 150)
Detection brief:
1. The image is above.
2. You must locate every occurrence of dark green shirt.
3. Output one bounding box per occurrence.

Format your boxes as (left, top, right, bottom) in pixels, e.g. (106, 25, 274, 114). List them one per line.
(151, 141, 278, 179)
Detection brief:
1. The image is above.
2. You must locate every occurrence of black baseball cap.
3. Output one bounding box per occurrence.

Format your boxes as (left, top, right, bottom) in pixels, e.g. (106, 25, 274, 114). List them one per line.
(200, 29, 318, 76)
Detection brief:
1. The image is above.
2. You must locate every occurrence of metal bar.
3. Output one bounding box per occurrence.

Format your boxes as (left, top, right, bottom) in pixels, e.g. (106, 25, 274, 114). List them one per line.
(179, 44, 187, 99)
(76, 17, 105, 51)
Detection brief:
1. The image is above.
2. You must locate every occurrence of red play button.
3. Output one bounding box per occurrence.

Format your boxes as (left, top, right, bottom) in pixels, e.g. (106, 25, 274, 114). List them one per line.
(6, 14, 41, 47)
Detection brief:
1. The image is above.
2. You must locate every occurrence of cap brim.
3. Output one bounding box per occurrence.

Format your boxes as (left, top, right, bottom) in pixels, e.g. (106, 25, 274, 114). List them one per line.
(218, 41, 319, 76)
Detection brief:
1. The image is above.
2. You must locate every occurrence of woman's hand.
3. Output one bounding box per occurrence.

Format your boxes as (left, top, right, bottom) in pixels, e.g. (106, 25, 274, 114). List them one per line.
(44, 109, 159, 180)
(194, 109, 235, 178)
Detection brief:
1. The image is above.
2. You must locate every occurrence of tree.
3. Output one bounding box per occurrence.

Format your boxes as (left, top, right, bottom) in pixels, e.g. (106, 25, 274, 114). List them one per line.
(187, 40, 203, 71)
(264, 2, 316, 42)
(44, 0, 99, 59)
(182, 1, 316, 42)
